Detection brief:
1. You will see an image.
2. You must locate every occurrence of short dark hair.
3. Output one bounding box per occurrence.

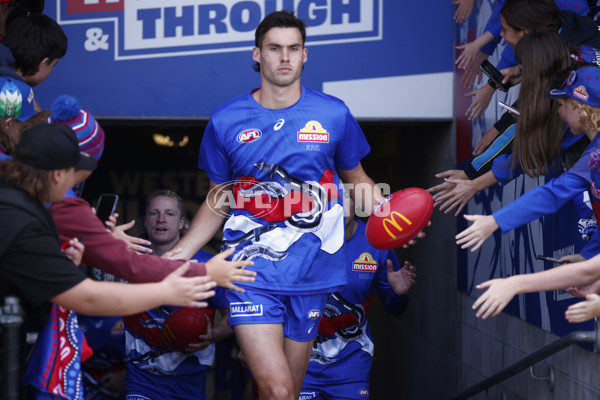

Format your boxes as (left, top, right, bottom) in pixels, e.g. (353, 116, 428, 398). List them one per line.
(2, 13, 67, 76)
(501, 0, 560, 33)
(253, 10, 306, 72)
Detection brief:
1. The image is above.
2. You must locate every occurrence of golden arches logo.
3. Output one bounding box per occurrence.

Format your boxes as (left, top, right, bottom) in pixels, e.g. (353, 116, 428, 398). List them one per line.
(382, 212, 413, 239)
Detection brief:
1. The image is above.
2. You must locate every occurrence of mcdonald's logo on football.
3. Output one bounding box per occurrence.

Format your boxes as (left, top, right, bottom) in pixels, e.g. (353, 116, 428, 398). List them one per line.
(382, 211, 413, 239)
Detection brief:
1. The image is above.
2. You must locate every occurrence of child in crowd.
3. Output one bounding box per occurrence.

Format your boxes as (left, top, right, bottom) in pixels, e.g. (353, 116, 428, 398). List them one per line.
(466, 65, 600, 320)
(456, 64, 600, 253)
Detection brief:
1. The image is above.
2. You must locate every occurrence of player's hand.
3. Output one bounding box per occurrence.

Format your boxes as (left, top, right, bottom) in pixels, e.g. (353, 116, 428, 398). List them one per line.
(160, 262, 216, 308)
(186, 315, 213, 352)
(402, 221, 431, 248)
(473, 126, 499, 156)
(453, 0, 475, 23)
(456, 214, 499, 252)
(63, 238, 84, 266)
(465, 84, 495, 120)
(435, 177, 479, 216)
(565, 294, 600, 323)
(205, 247, 256, 292)
(388, 260, 416, 296)
(472, 278, 517, 318)
(104, 213, 152, 254)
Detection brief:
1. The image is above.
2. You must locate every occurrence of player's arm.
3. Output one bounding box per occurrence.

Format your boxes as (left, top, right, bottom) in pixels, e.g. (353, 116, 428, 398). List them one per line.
(338, 162, 386, 215)
(170, 180, 231, 260)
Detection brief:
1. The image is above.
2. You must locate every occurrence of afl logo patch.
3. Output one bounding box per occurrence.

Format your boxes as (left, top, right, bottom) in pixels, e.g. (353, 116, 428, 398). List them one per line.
(308, 310, 321, 319)
(237, 129, 262, 143)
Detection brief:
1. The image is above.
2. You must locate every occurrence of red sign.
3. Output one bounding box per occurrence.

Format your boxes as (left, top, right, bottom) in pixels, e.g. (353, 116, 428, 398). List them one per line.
(67, 0, 123, 14)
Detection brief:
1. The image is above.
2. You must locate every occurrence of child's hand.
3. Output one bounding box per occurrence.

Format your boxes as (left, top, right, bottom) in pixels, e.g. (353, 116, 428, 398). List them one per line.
(565, 294, 600, 323)
(205, 248, 256, 292)
(472, 278, 517, 319)
(62, 238, 85, 266)
(456, 215, 499, 251)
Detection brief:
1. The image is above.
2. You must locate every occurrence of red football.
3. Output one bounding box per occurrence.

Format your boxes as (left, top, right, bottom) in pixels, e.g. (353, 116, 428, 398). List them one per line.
(161, 307, 214, 352)
(365, 188, 433, 250)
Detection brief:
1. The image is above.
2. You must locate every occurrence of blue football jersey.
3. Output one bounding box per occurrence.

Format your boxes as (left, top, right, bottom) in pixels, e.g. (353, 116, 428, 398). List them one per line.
(199, 87, 370, 294)
(303, 220, 409, 386)
(123, 250, 225, 400)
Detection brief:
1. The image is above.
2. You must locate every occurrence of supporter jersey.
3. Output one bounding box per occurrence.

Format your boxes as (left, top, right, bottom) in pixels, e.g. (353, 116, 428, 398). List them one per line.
(302, 220, 409, 386)
(494, 133, 600, 233)
(198, 87, 370, 294)
(123, 250, 225, 399)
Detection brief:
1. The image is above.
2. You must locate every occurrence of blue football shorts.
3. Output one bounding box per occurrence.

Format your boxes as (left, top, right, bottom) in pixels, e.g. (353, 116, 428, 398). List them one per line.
(226, 289, 328, 342)
(299, 380, 370, 399)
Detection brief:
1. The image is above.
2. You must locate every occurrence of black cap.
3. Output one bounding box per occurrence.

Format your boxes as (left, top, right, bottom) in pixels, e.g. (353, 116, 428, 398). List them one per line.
(13, 124, 97, 171)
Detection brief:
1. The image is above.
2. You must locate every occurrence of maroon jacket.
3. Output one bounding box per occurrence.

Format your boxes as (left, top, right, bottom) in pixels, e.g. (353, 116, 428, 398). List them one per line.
(49, 197, 207, 282)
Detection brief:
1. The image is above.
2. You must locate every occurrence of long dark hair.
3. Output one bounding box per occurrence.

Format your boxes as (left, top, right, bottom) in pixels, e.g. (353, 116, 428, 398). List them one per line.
(0, 159, 50, 202)
(501, 0, 560, 33)
(512, 29, 571, 177)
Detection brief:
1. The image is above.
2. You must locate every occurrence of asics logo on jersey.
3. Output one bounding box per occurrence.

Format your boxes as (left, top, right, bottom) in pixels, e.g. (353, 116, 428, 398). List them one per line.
(237, 129, 262, 143)
(273, 119, 285, 131)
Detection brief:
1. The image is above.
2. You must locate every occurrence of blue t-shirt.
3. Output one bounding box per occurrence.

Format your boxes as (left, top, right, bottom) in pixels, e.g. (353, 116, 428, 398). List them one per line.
(198, 87, 370, 294)
(303, 220, 408, 386)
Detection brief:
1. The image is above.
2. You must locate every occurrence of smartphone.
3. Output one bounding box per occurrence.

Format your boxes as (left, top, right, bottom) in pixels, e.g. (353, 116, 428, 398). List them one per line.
(95, 194, 119, 224)
(537, 255, 562, 264)
(498, 101, 520, 116)
(480, 60, 511, 91)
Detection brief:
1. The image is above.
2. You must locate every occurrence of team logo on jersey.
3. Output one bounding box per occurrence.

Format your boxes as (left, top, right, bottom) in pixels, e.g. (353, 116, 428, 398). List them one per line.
(229, 301, 263, 317)
(308, 309, 321, 319)
(237, 129, 262, 143)
(273, 119, 285, 131)
(573, 85, 589, 102)
(297, 121, 329, 143)
(358, 388, 369, 397)
(353, 253, 378, 272)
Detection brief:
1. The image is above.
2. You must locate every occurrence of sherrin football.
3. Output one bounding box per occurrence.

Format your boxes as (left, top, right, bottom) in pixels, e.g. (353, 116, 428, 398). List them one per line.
(161, 307, 214, 352)
(365, 188, 433, 250)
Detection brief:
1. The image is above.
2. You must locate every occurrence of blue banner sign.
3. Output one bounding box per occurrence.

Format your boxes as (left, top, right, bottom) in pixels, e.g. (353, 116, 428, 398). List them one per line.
(38, 0, 454, 119)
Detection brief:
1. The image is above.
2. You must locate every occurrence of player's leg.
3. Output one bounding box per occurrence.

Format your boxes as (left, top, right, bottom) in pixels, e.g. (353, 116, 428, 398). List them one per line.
(282, 293, 329, 398)
(234, 323, 294, 400)
(283, 337, 314, 397)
